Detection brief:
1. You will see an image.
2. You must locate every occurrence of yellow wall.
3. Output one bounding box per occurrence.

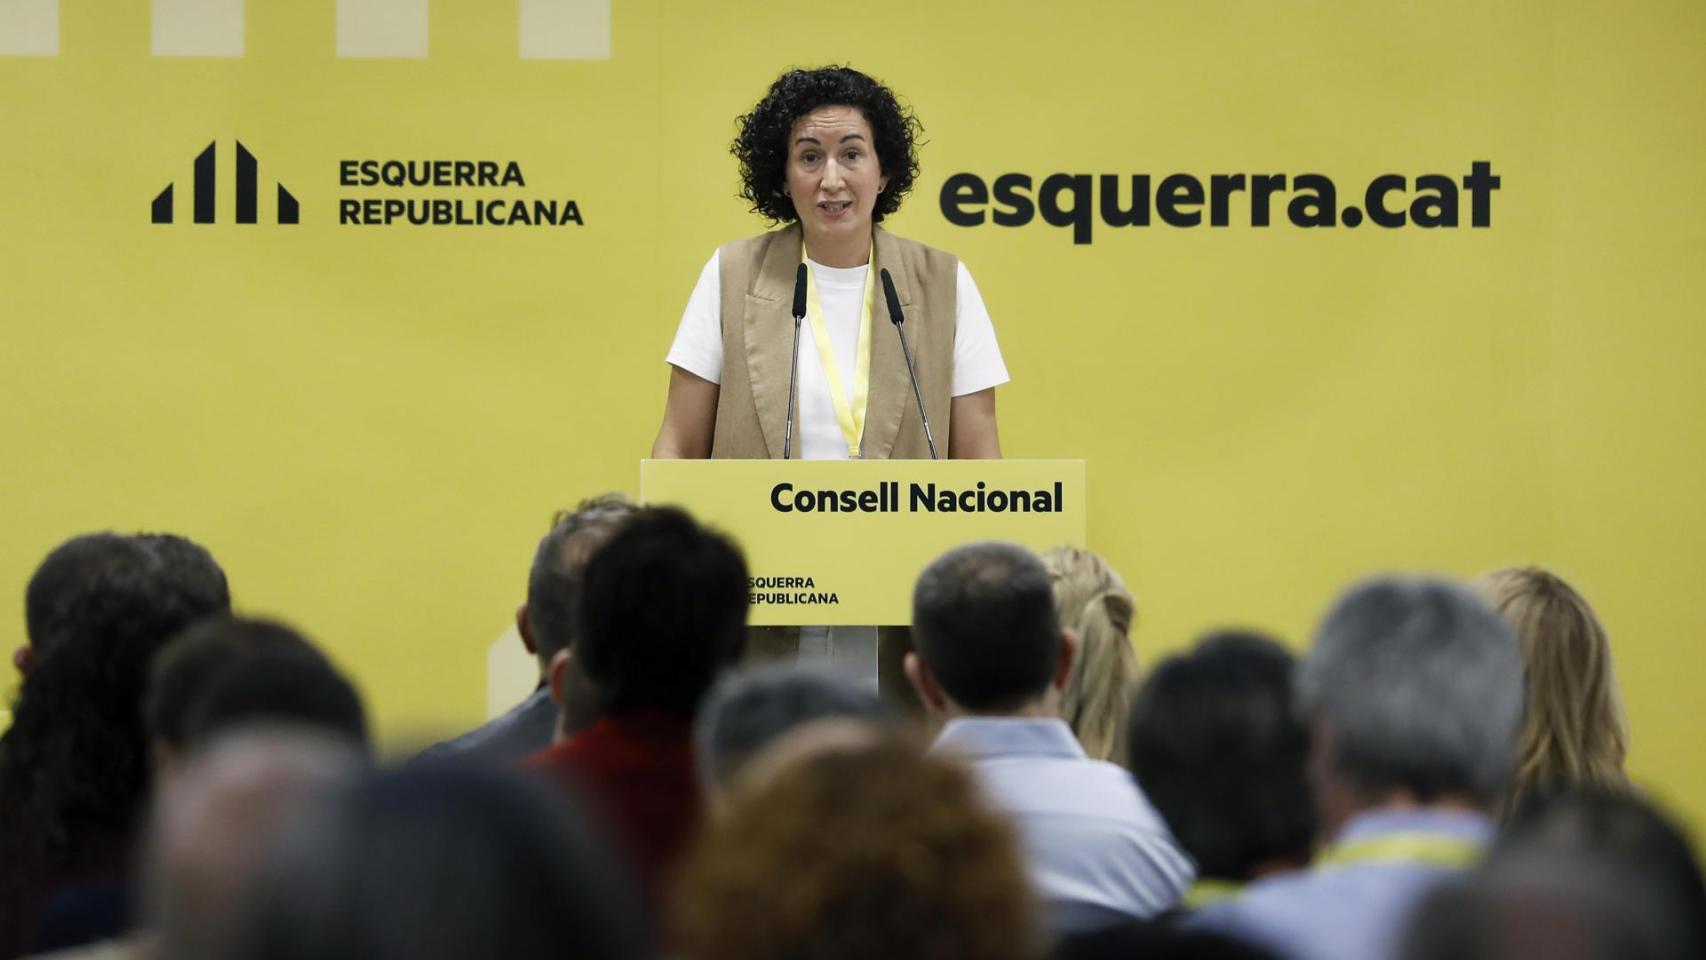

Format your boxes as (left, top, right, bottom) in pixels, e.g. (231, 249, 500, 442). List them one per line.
(2, 1, 1701, 830)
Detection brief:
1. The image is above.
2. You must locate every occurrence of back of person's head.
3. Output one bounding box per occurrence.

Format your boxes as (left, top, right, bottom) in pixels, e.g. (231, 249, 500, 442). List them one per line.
(0, 531, 232, 954)
(22, 532, 228, 658)
(1042, 546, 1139, 761)
(1491, 787, 1706, 951)
(1300, 576, 1523, 808)
(1477, 567, 1628, 805)
(526, 495, 637, 669)
(179, 646, 368, 754)
(6, 532, 233, 790)
(694, 663, 888, 793)
(224, 766, 646, 960)
(673, 738, 1036, 960)
(147, 728, 370, 960)
(912, 541, 1062, 712)
(574, 506, 748, 717)
(148, 616, 323, 755)
(1402, 851, 1695, 960)
(1126, 630, 1314, 882)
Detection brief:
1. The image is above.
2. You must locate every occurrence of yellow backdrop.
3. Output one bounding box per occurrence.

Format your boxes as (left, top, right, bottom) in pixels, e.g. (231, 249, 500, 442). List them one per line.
(2, 1, 1701, 832)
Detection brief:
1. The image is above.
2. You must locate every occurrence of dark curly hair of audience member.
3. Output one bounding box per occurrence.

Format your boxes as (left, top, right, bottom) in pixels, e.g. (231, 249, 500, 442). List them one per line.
(0, 532, 231, 955)
(672, 738, 1035, 960)
(732, 66, 923, 225)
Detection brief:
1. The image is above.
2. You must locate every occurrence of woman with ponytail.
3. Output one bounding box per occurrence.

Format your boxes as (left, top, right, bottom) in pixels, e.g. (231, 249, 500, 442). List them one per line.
(1041, 547, 1140, 763)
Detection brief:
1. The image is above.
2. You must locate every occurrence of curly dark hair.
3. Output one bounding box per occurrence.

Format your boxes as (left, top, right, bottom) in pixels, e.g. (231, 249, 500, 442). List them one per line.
(732, 66, 923, 225)
(0, 532, 231, 955)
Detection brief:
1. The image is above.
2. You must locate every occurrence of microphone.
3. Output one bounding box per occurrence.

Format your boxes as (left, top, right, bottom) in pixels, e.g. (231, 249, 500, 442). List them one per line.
(880, 268, 939, 460)
(783, 263, 807, 460)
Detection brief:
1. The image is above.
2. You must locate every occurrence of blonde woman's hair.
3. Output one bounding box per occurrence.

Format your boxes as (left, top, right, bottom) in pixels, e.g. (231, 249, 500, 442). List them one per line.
(1478, 566, 1629, 806)
(1041, 547, 1139, 762)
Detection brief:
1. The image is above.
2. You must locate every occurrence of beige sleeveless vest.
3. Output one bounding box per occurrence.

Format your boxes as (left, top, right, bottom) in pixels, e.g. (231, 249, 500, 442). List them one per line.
(709, 223, 959, 460)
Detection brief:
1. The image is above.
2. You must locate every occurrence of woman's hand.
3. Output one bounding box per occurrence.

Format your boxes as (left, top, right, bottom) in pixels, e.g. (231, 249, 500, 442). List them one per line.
(947, 388, 1001, 459)
(650, 366, 719, 459)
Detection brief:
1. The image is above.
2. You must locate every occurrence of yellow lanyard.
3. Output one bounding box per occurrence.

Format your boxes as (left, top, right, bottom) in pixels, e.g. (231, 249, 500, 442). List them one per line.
(1316, 833, 1483, 871)
(801, 240, 876, 458)
(1184, 878, 1244, 908)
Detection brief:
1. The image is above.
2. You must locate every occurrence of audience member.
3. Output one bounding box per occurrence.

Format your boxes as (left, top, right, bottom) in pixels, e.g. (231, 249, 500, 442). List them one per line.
(0, 533, 230, 957)
(1401, 851, 1688, 960)
(527, 505, 747, 904)
(145, 616, 331, 773)
(416, 495, 635, 766)
(693, 662, 888, 803)
(1477, 566, 1629, 808)
(144, 728, 370, 960)
(907, 541, 1193, 935)
(223, 766, 647, 960)
(1482, 787, 1706, 953)
(1126, 631, 1314, 908)
(14, 534, 227, 682)
(673, 738, 1036, 960)
(1041, 546, 1140, 762)
(1194, 576, 1523, 960)
(177, 646, 368, 755)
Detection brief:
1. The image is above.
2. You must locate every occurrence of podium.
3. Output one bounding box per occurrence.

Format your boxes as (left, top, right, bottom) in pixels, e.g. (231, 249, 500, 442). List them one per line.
(482, 459, 1088, 719)
(640, 459, 1087, 626)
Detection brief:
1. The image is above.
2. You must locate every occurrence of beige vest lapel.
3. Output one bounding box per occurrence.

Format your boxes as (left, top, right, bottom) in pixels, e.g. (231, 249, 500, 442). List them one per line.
(737, 224, 803, 459)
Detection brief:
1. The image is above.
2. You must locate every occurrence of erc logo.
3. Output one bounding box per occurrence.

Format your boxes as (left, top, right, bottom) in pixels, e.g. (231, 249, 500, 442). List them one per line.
(152, 141, 298, 224)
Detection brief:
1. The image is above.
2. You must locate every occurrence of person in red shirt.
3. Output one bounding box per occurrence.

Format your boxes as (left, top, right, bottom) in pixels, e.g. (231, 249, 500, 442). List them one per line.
(527, 506, 748, 906)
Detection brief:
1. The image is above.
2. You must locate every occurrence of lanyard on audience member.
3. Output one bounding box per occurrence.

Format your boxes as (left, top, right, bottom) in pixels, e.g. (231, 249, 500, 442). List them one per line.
(801, 239, 875, 458)
(1315, 833, 1484, 871)
(1184, 879, 1244, 908)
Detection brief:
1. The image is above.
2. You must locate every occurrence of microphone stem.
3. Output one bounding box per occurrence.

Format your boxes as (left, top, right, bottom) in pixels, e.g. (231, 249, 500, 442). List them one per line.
(894, 322, 939, 460)
(783, 315, 802, 459)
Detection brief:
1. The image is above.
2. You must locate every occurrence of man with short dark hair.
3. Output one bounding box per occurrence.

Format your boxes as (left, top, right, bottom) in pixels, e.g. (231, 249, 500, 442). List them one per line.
(1195, 576, 1524, 960)
(528, 505, 747, 902)
(176, 638, 368, 756)
(147, 616, 328, 773)
(906, 541, 1193, 936)
(1125, 631, 1315, 906)
(415, 495, 635, 766)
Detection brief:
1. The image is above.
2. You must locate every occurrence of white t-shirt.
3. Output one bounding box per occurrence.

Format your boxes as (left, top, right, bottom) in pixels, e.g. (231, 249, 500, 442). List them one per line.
(666, 251, 1010, 461)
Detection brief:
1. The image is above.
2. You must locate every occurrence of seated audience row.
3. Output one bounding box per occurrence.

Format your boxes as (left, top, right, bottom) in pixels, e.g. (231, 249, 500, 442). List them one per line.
(0, 502, 1692, 960)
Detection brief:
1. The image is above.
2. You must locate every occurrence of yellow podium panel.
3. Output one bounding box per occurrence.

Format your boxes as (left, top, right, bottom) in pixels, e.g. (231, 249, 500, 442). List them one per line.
(640, 459, 1087, 626)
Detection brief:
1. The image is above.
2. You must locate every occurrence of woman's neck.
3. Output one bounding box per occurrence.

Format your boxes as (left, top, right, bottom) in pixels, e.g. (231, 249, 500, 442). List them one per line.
(805, 231, 870, 269)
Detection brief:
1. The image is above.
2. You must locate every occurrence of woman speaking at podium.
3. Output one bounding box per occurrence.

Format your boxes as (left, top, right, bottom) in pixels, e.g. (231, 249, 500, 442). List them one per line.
(650, 66, 1009, 673)
(651, 65, 1007, 461)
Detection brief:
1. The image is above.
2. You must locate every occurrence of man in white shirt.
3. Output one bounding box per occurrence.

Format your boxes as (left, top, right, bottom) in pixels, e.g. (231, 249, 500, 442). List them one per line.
(905, 542, 1195, 937)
